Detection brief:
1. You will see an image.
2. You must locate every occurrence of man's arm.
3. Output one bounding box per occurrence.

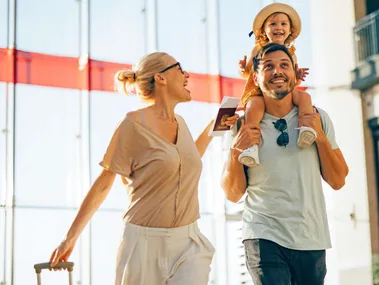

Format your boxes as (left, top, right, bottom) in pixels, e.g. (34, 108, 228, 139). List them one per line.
(220, 119, 260, 202)
(300, 109, 349, 190)
(221, 148, 247, 202)
(315, 135, 349, 190)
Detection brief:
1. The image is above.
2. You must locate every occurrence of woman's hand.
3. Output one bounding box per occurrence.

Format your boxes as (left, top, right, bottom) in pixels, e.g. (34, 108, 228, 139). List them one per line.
(47, 169, 116, 270)
(49, 238, 77, 270)
(224, 107, 243, 127)
(224, 113, 239, 127)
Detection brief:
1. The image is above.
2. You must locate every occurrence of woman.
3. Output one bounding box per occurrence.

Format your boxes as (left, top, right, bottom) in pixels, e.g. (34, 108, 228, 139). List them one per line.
(49, 52, 238, 284)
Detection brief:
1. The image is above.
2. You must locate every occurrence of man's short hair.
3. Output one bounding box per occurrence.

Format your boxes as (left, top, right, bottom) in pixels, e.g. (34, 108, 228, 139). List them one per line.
(252, 43, 295, 72)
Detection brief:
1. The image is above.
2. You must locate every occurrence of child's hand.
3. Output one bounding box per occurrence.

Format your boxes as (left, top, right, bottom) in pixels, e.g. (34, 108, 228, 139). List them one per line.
(239, 55, 247, 75)
(295, 64, 309, 81)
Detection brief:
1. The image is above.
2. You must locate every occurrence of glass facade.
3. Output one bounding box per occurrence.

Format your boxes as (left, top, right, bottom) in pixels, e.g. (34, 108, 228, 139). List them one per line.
(90, 0, 146, 62)
(0, 0, 7, 48)
(157, 0, 208, 73)
(17, 0, 79, 56)
(0, 1, 312, 284)
(13, 209, 82, 285)
(14, 85, 81, 208)
(0, 82, 7, 284)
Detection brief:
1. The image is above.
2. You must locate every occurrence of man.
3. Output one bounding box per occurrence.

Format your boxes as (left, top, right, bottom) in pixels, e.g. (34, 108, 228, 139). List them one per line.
(221, 43, 349, 285)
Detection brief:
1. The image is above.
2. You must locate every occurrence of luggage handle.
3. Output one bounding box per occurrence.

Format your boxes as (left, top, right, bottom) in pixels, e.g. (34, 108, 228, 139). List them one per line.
(34, 262, 74, 273)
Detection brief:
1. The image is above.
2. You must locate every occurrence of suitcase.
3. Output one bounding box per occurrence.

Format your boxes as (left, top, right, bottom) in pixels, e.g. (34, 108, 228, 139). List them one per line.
(33, 262, 74, 285)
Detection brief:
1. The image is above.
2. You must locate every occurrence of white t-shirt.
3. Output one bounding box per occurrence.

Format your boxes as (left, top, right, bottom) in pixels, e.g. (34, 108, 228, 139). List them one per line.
(228, 107, 338, 250)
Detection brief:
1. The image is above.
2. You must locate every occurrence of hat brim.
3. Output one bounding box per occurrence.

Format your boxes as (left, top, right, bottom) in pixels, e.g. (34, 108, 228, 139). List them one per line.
(253, 3, 301, 41)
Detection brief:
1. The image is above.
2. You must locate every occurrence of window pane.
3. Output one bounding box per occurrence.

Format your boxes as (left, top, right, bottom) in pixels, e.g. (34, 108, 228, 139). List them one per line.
(17, 0, 79, 56)
(90, 210, 125, 285)
(90, 0, 146, 62)
(0, 83, 6, 204)
(219, 0, 261, 77)
(15, 85, 81, 207)
(0, 0, 7, 47)
(176, 101, 219, 139)
(0, 208, 4, 283)
(197, 215, 222, 284)
(199, 144, 226, 214)
(90, 91, 144, 209)
(157, 0, 207, 73)
(225, 220, 252, 284)
(13, 208, 81, 285)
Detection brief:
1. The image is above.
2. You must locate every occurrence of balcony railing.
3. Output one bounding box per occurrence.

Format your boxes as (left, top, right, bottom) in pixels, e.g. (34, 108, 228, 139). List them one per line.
(354, 9, 379, 64)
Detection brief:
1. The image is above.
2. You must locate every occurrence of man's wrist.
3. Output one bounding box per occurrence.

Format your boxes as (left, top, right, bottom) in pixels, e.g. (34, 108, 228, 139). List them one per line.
(315, 131, 328, 146)
(230, 147, 242, 159)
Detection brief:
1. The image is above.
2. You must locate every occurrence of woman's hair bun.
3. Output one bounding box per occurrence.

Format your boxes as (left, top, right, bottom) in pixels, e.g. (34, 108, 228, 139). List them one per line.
(114, 69, 136, 94)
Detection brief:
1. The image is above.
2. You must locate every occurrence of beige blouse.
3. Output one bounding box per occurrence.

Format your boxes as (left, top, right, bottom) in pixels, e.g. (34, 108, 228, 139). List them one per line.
(99, 114, 203, 228)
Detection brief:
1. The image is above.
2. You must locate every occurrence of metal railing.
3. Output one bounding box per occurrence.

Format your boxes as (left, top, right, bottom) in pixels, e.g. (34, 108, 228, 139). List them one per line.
(353, 9, 379, 64)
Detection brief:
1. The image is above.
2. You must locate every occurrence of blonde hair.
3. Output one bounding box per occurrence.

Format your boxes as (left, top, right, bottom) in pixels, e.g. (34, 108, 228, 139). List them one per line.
(114, 52, 171, 102)
(255, 12, 296, 56)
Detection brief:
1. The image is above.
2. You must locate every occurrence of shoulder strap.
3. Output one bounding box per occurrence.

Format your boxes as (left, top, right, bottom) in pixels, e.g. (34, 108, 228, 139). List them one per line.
(137, 110, 146, 126)
(313, 106, 325, 132)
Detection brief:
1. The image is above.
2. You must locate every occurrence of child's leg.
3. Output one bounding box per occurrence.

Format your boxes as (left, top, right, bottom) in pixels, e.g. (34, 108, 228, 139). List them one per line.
(241, 73, 259, 106)
(292, 89, 313, 119)
(238, 92, 264, 167)
(292, 89, 317, 148)
(245, 94, 265, 126)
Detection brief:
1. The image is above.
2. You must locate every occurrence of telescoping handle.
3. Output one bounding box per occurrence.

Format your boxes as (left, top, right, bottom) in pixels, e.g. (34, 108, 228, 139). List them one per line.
(34, 262, 74, 285)
(34, 262, 74, 273)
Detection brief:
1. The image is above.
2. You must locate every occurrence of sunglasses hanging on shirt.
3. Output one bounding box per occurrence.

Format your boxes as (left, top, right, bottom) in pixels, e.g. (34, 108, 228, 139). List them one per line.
(273, 119, 289, 147)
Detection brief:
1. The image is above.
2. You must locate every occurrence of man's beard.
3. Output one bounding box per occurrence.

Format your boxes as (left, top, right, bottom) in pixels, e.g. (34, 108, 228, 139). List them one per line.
(261, 78, 295, 100)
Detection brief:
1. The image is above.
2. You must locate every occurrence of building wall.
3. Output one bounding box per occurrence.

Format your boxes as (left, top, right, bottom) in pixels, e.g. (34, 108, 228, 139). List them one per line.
(309, 0, 372, 284)
(362, 84, 379, 284)
(353, 0, 379, 283)
(354, 0, 367, 20)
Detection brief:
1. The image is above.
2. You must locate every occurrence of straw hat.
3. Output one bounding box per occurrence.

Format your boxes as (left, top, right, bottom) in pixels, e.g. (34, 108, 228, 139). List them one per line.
(249, 3, 302, 40)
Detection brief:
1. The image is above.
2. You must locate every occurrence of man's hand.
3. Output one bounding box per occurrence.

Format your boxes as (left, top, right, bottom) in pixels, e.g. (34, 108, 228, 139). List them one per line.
(231, 119, 260, 154)
(298, 108, 324, 139)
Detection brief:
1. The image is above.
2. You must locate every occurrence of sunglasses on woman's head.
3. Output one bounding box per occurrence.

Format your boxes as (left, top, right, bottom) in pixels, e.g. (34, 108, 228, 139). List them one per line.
(159, 62, 184, 74)
(273, 118, 289, 147)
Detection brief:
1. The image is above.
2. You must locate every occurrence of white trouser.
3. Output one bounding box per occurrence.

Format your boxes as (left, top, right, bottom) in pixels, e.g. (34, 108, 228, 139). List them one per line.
(115, 221, 215, 285)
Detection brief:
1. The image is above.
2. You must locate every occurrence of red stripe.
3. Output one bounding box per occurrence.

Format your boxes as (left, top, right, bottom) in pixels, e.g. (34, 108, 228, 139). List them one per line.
(0, 48, 306, 103)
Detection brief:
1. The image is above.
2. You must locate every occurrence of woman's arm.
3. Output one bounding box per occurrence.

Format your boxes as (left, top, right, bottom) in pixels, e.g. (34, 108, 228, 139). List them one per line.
(195, 120, 214, 158)
(65, 169, 116, 240)
(196, 114, 240, 158)
(50, 169, 116, 266)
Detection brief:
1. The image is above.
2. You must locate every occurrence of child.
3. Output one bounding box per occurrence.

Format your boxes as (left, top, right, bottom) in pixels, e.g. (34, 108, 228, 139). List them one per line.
(238, 3, 316, 167)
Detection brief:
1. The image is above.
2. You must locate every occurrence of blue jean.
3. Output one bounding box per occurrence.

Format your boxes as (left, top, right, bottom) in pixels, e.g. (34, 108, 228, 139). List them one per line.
(244, 239, 327, 285)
